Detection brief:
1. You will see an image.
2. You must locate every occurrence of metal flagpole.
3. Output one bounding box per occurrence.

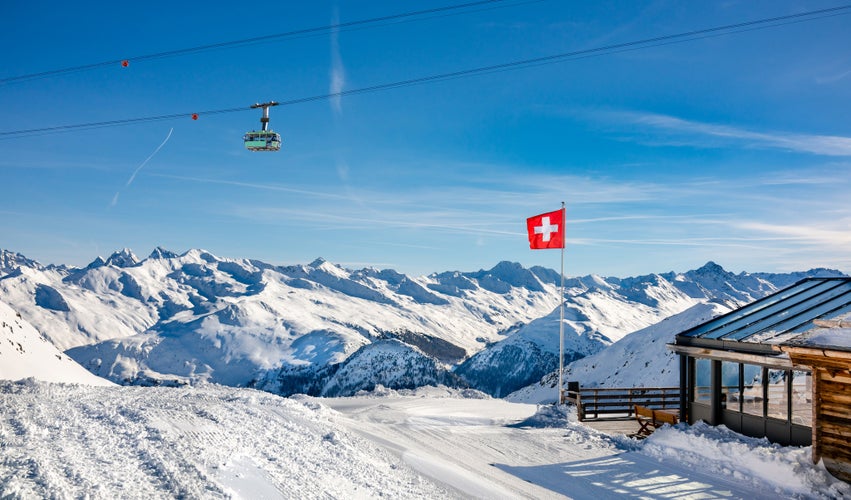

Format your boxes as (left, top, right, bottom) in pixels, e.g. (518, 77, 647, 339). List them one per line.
(558, 201, 565, 405)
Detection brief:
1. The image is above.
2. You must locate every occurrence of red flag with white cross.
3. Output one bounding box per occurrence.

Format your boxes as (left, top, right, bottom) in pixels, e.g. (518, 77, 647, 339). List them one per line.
(526, 209, 564, 250)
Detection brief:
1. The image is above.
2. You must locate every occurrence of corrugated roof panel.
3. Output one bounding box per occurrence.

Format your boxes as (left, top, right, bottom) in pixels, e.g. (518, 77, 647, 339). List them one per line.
(747, 303, 851, 345)
(675, 278, 851, 352)
(721, 280, 851, 341)
(740, 297, 851, 343)
(685, 279, 843, 340)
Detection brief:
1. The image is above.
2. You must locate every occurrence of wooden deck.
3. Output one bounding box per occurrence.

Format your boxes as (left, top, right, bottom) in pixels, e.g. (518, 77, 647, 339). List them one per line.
(580, 416, 643, 436)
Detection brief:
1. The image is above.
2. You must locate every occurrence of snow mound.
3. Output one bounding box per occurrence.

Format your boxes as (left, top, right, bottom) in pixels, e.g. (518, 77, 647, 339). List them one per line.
(640, 422, 851, 499)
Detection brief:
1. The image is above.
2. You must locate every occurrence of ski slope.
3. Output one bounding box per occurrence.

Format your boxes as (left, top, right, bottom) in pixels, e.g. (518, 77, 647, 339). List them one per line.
(0, 301, 113, 386)
(1, 381, 847, 499)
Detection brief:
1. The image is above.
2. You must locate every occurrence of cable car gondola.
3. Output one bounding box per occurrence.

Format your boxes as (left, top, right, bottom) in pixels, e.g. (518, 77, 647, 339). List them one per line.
(244, 101, 281, 152)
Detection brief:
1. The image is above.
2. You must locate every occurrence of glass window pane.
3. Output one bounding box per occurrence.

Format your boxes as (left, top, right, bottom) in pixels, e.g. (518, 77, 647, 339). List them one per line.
(694, 358, 711, 403)
(767, 369, 789, 421)
(742, 365, 764, 416)
(722, 362, 742, 412)
(791, 370, 813, 427)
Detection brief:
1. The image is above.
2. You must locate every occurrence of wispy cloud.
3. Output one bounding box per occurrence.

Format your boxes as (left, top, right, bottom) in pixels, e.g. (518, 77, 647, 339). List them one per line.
(815, 68, 851, 84)
(735, 220, 851, 245)
(226, 205, 525, 238)
(151, 173, 354, 201)
(611, 111, 851, 156)
(152, 160, 851, 276)
(329, 7, 345, 115)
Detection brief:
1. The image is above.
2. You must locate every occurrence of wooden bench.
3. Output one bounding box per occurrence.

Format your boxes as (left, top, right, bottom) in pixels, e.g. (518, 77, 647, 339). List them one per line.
(631, 405, 679, 438)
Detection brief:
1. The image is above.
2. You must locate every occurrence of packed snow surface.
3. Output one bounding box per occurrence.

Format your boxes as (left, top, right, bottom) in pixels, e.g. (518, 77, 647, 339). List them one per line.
(1, 381, 847, 499)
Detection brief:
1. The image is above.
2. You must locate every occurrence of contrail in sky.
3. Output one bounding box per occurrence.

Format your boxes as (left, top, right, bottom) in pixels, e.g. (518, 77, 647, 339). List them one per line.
(111, 127, 173, 207)
(127, 127, 173, 186)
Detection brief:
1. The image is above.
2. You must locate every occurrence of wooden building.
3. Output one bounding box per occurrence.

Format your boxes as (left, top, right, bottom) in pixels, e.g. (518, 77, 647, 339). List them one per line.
(783, 317, 851, 482)
(668, 277, 851, 482)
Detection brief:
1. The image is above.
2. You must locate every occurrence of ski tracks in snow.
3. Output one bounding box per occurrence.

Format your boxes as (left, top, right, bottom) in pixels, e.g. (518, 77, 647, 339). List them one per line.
(0, 381, 452, 499)
(3, 382, 846, 499)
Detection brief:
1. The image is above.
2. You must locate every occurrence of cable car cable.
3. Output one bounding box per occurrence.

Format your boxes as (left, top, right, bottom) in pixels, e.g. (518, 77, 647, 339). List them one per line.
(2, 4, 849, 139)
(0, 0, 539, 85)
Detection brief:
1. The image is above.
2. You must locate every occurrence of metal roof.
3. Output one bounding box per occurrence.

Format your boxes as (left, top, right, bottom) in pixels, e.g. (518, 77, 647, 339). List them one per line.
(675, 277, 851, 354)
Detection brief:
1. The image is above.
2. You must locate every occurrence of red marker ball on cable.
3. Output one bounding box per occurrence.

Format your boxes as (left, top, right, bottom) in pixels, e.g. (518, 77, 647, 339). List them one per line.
(121, 60, 129, 67)
(191, 113, 199, 120)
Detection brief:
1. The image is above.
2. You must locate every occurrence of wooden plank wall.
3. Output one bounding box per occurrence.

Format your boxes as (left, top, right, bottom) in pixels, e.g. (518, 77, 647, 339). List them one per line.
(814, 367, 851, 482)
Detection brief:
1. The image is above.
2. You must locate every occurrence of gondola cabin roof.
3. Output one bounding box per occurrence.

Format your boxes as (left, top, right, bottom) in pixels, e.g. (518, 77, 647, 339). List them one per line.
(674, 277, 851, 355)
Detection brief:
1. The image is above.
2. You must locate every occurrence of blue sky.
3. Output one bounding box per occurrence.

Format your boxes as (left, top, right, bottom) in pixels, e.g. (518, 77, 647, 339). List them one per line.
(2, 1, 851, 277)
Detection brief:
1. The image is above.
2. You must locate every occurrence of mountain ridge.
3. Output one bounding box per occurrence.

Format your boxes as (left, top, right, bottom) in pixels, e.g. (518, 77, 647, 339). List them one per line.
(0, 247, 844, 396)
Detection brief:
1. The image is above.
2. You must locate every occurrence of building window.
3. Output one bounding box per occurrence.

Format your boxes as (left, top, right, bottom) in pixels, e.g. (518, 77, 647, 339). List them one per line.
(722, 361, 742, 411)
(742, 364, 764, 416)
(694, 358, 711, 403)
(791, 370, 812, 427)
(767, 369, 789, 421)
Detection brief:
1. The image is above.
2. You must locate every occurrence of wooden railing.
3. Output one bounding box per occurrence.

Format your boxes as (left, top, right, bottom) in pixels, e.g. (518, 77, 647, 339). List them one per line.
(562, 386, 681, 421)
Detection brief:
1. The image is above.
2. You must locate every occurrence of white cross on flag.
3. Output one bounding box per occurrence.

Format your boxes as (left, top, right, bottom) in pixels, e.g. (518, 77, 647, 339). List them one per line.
(526, 209, 564, 250)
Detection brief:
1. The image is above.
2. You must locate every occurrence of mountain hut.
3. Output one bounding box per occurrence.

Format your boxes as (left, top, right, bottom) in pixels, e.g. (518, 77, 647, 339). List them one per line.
(668, 277, 851, 482)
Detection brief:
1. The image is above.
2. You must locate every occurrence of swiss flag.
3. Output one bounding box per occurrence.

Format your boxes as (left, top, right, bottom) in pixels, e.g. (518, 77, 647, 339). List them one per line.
(526, 209, 564, 250)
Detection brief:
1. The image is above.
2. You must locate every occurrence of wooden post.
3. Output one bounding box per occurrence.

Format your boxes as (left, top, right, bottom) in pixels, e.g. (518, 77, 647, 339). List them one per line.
(710, 359, 723, 425)
(679, 354, 689, 423)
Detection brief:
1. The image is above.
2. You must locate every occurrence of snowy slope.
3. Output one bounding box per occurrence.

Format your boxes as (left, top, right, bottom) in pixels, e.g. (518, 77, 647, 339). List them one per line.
(456, 273, 709, 397)
(507, 301, 734, 404)
(0, 300, 113, 386)
(1, 380, 848, 499)
(0, 264, 158, 351)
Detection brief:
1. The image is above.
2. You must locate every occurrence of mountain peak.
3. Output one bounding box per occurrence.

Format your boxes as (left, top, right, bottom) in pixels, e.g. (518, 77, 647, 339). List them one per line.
(472, 261, 546, 293)
(489, 261, 525, 273)
(104, 248, 139, 268)
(309, 258, 352, 281)
(84, 256, 107, 270)
(309, 257, 328, 268)
(0, 249, 41, 274)
(148, 247, 179, 260)
(695, 261, 727, 275)
(179, 249, 219, 263)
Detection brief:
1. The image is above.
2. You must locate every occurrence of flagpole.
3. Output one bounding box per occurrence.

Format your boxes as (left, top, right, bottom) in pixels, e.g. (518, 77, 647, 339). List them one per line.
(558, 201, 565, 405)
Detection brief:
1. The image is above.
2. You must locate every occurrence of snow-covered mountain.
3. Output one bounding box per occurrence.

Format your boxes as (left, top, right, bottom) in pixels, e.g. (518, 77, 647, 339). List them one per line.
(454, 262, 833, 398)
(248, 338, 464, 397)
(318, 339, 462, 397)
(507, 301, 734, 404)
(0, 249, 561, 390)
(455, 272, 699, 397)
(0, 299, 112, 386)
(0, 248, 843, 397)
